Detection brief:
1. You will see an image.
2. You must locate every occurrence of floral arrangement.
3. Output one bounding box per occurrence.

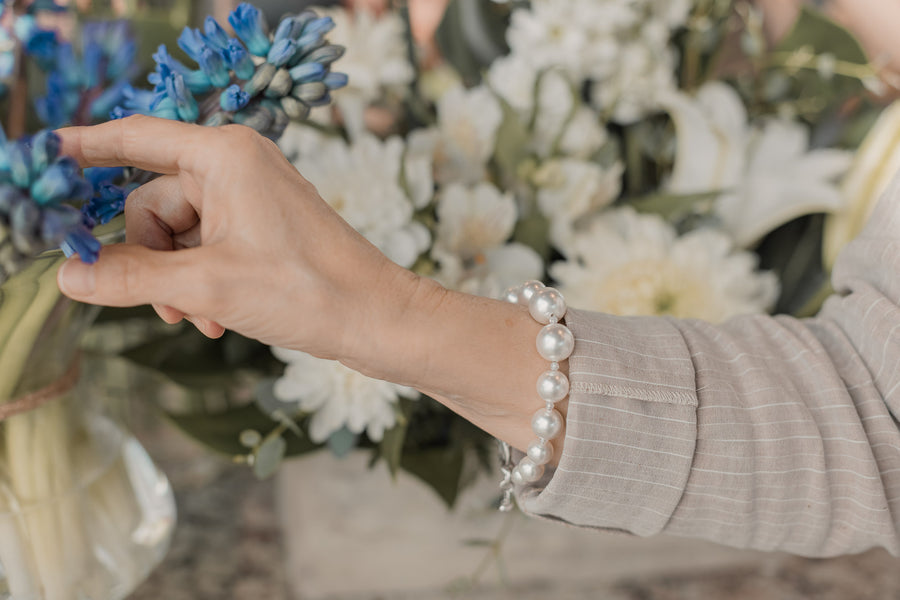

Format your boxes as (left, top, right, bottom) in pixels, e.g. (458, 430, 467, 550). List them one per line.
(0, 0, 892, 518)
(248, 0, 890, 505)
(0, 1, 345, 596)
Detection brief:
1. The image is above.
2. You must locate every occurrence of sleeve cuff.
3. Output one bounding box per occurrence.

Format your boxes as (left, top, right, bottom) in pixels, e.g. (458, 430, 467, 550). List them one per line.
(515, 309, 699, 537)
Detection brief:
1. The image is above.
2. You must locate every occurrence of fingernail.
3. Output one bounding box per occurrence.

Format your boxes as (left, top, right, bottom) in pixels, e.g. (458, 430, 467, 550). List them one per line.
(58, 259, 96, 297)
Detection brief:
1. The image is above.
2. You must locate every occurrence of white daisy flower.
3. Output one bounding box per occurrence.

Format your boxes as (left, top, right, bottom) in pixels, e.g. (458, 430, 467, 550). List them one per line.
(533, 158, 624, 252)
(272, 348, 418, 443)
(316, 6, 414, 136)
(432, 182, 543, 298)
(409, 85, 503, 185)
(551, 208, 779, 322)
(291, 132, 431, 268)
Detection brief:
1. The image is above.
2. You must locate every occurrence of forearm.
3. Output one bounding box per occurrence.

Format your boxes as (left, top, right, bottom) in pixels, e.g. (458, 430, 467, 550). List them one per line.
(343, 274, 568, 457)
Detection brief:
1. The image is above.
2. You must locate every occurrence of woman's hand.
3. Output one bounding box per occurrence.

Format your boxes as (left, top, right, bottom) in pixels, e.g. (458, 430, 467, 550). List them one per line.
(56, 116, 421, 368)
(56, 115, 556, 455)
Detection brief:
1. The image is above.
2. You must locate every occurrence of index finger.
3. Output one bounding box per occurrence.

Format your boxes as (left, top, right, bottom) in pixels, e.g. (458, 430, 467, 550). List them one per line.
(56, 115, 215, 174)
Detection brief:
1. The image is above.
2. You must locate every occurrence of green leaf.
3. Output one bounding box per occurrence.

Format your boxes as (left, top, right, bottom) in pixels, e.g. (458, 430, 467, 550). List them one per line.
(512, 210, 552, 263)
(435, 0, 509, 85)
(253, 435, 287, 479)
(327, 427, 359, 458)
(756, 215, 830, 315)
(400, 446, 465, 508)
(164, 403, 319, 458)
(776, 7, 867, 65)
(493, 96, 532, 179)
(628, 190, 720, 221)
(770, 6, 868, 106)
(379, 403, 409, 479)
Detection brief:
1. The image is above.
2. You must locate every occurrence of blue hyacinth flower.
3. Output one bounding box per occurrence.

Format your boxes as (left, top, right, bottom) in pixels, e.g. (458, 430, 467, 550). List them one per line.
(225, 39, 255, 80)
(82, 182, 127, 226)
(203, 16, 230, 50)
(229, 3, 270, 57)
(220, 84, 249, 112)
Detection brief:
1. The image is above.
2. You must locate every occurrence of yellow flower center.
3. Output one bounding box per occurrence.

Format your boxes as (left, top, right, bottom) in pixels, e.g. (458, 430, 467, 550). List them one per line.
(594, 259, 717, 319)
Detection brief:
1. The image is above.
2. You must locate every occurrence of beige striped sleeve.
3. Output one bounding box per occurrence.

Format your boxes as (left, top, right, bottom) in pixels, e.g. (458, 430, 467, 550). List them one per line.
(516, 177, 900, 558)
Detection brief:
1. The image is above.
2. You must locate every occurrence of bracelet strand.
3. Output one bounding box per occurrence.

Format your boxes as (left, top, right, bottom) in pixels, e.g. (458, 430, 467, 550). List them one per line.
(497, 280, 573, 512)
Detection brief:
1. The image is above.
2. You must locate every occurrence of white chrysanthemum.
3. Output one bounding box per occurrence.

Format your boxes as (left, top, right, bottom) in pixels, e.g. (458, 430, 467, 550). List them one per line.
(506, 0, 689, 123)
(533, 158, 624, 251)
(292, 132, 431, 268)
(432, 183, 543, 297)
(661, 82, 853, 247)
(551, 208, 779, 322)
(316, 7, 414, 135)
(272, 348, 418, 443)
(409, 85, 502, 185)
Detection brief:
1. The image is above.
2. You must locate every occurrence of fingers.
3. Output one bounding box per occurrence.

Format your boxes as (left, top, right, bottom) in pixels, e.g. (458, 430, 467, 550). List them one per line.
(57, 244, 210, 314)
(56, 115, 214, 173)
(125, 175, 199, 250)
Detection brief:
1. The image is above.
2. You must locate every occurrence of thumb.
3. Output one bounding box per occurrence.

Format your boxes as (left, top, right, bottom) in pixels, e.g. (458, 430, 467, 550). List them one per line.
(57, 244, 203, 312)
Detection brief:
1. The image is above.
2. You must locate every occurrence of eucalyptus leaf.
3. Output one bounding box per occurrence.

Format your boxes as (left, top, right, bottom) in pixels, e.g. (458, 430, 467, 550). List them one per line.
(164, 403, 319, 458)
(327, 427, 359, 458)
(253, 435, 287, 479)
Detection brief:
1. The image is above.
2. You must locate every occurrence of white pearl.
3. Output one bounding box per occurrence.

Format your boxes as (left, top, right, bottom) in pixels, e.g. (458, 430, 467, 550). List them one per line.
(536, 369, 569, 403)
(532, 408, 563, 439)
(501, 285, 523, 305)
(517, 457, 545, 483)
(511, 466, 526, 486)
(536, 323, 575, 362)
(527, 440, 553, 465)
(529, 287, 567, 324)
(520, 280, 545, 305)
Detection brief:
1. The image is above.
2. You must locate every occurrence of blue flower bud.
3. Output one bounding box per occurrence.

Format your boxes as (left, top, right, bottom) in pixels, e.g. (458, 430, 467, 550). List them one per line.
(30, 156, 80, 204)
(8, 142, 32, 188)
(84, 167, 124, 190)
(41, 205, 81, 243)
(204, 17, 230, 50)
(83, 39, 104, 88)
(84, 183, 127, 225)
(29, 130, 61, 174)
(303, 44, 345, 67)
(229, 3, 271, 57)
(0, 186, 25, 214)
(273, 14, 314, 43)
(323, 71, 348, 91)
(160, 72, 199, 122)
(225, 40, 255, 80)
(106, 38, 137, 81)
(90, 80, 131, 120)
(54, 43, 82, 88)
(110, 106, 135, 119)
(267, 39, 296, 68)
(24, 29, 59, 70)
(61, 226, 101, 263)
(302, 16, 335, 39)
(288, 61, 325, 84)
(146, 96, 180, 120)
(220, 84, 249, 112)
(177, 27, 207, 62)
(199, 47, 231, 88)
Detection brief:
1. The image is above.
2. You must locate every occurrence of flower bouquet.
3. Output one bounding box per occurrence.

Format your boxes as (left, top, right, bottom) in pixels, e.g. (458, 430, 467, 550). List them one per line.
(105, 0, 893, 510)
(0, 0, 347, 596)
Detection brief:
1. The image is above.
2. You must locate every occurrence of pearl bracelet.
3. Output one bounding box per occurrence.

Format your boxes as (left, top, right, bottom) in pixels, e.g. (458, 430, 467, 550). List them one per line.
(497, 280, 573, 512)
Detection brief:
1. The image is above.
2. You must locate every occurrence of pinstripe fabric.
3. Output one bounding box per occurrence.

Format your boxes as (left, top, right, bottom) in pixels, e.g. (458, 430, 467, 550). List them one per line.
(516, 176, 900, 558)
